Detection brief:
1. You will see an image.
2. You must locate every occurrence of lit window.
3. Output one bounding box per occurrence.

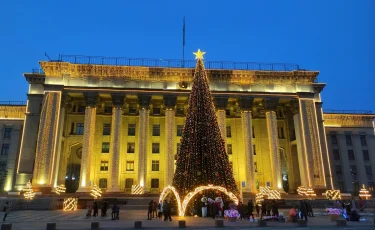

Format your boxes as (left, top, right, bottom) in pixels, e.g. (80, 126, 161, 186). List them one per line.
(3, 128, 12, 139)
(99, 178, 107, 188)
(128, 124, 136, 136)
(103, 123, 111, 135)
(226, 126, 232, 138)
(102, 142, 110, 153)
(75, 123, 84, 135)
(152, 124, 160, 136)
(227, 144, 232, 155)
(126, 161, 134, 171)
(152, 160, 159, 171)
(127, 143, 135, 153)
(152, 143, 160, 154)
(1, 144, 9, 155)
(177, 125, 184, 136)
(100, 161, 108, 171)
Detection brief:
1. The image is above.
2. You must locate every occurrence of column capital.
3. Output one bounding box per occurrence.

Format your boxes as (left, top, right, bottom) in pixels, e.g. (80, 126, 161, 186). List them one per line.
(62, 93, 72, 109)
(297, 92, 315, 99)
(290, 98, 299, 115)
(138, 94, 152, 109)
(213, 96, 229, 110)
(315, 102, 323, 108)
(263, 97, 279, 111)
(111, 93, 126, 107)
(238, 96, 254, 111)
(84, 92, 99, 107)
(163, 95, 177, 109)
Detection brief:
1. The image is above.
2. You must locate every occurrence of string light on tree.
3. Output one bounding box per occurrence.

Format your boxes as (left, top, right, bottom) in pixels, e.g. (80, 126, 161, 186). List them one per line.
(63, 198, 78, 211)
(359, 184, 371, 200)
(90, 184, 102, 199)
(23, 180, 35, 200)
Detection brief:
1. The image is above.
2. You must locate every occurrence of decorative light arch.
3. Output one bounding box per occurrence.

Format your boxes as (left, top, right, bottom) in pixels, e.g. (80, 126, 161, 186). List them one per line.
(159, 184, 239, 217)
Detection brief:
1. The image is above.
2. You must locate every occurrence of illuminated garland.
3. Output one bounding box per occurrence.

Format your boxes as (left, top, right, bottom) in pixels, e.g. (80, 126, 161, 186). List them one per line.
(90, 184, 102, 199)
(165, 109, 175, 186)
(159, 184, 239, 217)
(326, 190, 341, 200)
(258, 186, 281, 200)
(63, 198, 78, 211)
(255, 192, 264, 205)
(23, 180, 35, 200)
(297, 186, 307, 196)
(131, 185, 144, 194)
(359, 184, 371, 200)
(55, 184, 66, 195)
(305, 187, 316, 198)
(266, 111, 282, 189)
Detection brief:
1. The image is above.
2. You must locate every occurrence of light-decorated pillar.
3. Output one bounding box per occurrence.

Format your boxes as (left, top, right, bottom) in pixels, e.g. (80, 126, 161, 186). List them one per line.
(214, 96, 228, 142)
(33, 91, 62, 190)
(77, 92, 98, 192)
(298, 94, 326, 188)
(164, 95, 177, 186)
(239, 97, 256, 193)
(264, 98, 283, 190)
(107, 93, 125, 192)
(138, 94, 151, 188)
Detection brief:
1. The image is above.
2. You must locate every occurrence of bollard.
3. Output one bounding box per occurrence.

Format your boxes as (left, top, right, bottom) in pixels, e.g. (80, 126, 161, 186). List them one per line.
(91, 222, 100, 229)
(215, 219, 224, 228)
(257, 219, 267, 227)
(1, 223, 12, 230)
(46, 223, 56, 230)
(178, 220, 186, 228)
(297, 219, 307, 227)
(336, 219, 347, 227)
(134, 221, 142, 229)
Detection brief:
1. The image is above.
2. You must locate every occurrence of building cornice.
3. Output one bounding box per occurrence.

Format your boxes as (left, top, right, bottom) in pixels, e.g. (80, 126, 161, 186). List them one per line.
(323, 113, 375, 128)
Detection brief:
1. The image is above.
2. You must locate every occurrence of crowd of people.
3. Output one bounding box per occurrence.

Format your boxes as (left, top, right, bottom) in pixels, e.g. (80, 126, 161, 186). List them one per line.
(86, 201, 120, 220)
(147, 200, 172, 221)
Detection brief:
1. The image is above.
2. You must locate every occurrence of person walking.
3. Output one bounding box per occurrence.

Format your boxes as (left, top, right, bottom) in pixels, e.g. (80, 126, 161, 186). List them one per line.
(147, 200, 153, 220)
(93, 201, 99, 217)
(238, 202, 245, 220)
(248, 200, 254, 219)
(163, 200, 172, 221)
(255, 203, 260, 217)
(2, 202, 10, 222)
(111, 204, 118, 220)
(157, 201, 163, 219)
(299, 200, 308, 221)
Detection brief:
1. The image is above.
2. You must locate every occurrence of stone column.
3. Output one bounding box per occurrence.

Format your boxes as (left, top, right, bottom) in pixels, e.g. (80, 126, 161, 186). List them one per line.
(77, 92, 98, 192)
(264, 98, 282, 190)
(138, 94, 151, 188)
(298, 95, 326, 188)
(315, 102, 333, 189)
(239, 97, 256, 193)
(33, 91, 62, 190)
(107, 93, 125, 192)
(164, 95, 177, 186)
(290, 99, 310, 187)
(214, 96, 228, 142)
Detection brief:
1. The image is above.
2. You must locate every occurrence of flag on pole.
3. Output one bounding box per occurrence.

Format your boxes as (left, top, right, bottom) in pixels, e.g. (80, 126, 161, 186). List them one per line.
(183, 17, 186, 46)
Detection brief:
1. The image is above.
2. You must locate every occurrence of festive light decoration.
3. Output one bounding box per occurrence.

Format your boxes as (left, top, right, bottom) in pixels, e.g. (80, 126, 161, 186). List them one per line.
(138, 107, 149, 187)
(55, 184, 66, 195)
(165, 109, 175, 186)
(159, 184, 238, 217)
(259, 186, 281, 200)
(193, 49, 206, 59)
(305, 187, 316, 198)
(241, 111, 255, 192)
(131, 185, 144, 194)
(297, 186, 307, 196)
(326, 190, 341, 200)
(90, 184, 102, 199)
(172, 49, 239, 198)
(359, 184, 371, 200)
(255, 192, 264, 205)
(108, 106, 122, 191)
(63, 197, 78, 211)
(23, 180, 35, 200)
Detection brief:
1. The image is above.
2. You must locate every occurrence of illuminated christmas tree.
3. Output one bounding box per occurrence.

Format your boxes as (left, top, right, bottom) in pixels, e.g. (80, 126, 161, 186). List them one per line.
(172, 49, 239, 197)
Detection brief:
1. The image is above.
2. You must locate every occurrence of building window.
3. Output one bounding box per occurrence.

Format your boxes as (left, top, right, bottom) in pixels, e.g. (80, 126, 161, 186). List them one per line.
(153, 107, 161, 115)
(365, 166, 372, 176)
(128, 124, 136, 136)
(127, 143, 135, 153)
(177, 143, 180, 155)
(363, 150, 370, 161)
(125, 178, 133, 189)
(152, 124, 160, 136)
(76, 123, 84, 135)
(77, 106, 85, 113)
(102, 142, 110, 153)
(337, 181, 345, 192)
(100, 161, 108, 171)
(1, 144, 9, 155)
(335, 165, 342, 176)
(360, 135, 367, 146)
(331, 134, 338, 145)
(252, 126, 255, 138)
(151, 179, 159, 188)
(104, 106, 112, 114)
(229, 161, 233, 171)
(3, 128, 12, 139)
(348, 150, 355, 161)
(279, 127, 285, 139)
(253, 145, 256, 155)
(225, 109, 231, 117)
(152, 160, 159, 171)
(177, 125, 184, 136)
(346, 135, 353, 146)
(277, 110, 283, 118)
(0, 162, 7, 171)
(129, 106, 137, 114)
(333, 149, 340, 160)
(176, 107, 184, 116)
(350, 165, 357, 180)
(99, 178, 107, 189)
(152, 143, 160, 154)
(103, 123, 111, 135)
(126, 161, 134, 171)
(254, 162, 258, 172)
(226, 126, 232, 138)
(227, 144, 232, 155)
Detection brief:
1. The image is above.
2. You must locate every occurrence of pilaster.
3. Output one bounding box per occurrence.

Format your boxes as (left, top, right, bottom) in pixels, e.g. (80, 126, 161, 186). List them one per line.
(164, 95, 177, 186)
(77, 92, 98, 192)
(214, 96, 228, 141)
(107, 93, 125, 192)
(138, 94, 151, 188)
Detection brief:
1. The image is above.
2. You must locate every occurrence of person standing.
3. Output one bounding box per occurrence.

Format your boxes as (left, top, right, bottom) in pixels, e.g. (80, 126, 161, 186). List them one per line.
(157, 201, 163, 219)
(255, 203, 260, 217)
(299, 200, 308, 221)
(248, 200, 254, 219)
(201, 195, 208, 217)
(93, 201, 99, 217)
(2, 202, 10, 222)
(238, 202, 245, 220)
(147, 200, 153, 220)
(163, 200, 172, 221)
(111, 204, 118, 220)
(152, 201, 157, 218)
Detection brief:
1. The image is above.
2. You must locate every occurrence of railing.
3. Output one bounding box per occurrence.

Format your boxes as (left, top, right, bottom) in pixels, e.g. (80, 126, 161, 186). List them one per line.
(324, 110, 373, 115)
(0, 101, 26, 106)
(32, 68, 45, 74)
(56, 54, 301, 71)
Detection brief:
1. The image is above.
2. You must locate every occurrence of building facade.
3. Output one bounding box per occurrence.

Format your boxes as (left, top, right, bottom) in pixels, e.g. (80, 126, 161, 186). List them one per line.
(0, 56, 372, 195)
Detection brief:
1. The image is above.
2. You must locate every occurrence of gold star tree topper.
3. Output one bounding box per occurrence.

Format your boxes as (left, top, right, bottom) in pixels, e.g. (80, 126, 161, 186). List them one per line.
(193, 49, 206, 60)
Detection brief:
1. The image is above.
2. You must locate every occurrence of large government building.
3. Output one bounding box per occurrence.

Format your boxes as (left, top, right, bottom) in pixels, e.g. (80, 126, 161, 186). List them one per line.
(0, 55, 374, 196)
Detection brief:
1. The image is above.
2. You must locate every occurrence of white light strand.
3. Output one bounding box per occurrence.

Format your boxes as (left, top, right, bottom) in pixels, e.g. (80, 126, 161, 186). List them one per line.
(138, 108, 149, 187)
(165, 109, 175, 186)
(359, 184, 371, 200)
(216, 110, 226, 142)
(266, 111, 282, 189)
(55, 184, 66, 195)
(63, 197, 78, 211)
(90, 184, 102, 199)
(23, 180, 35, 200)
(109, 106, 122, 190)
(297, 186, 307, 196)
(258, 186, 281, 200)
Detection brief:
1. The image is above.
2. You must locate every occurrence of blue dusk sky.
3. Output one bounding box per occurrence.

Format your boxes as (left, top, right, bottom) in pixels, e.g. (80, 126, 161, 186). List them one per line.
(1, 0, 374, 112)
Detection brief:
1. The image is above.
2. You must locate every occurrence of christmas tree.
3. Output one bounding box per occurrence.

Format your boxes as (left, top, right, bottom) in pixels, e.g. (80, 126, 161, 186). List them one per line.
(172, 49, 239, 197)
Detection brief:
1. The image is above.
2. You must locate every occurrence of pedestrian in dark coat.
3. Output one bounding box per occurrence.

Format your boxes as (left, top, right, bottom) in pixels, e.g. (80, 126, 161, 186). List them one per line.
(248, 200, 254, 219)
(147, 200, 153, 220)
(299, 200, 308, 221)
(93, 201, 99, 217)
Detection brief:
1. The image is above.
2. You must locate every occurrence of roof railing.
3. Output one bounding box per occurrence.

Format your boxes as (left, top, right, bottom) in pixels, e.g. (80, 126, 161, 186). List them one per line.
(0, 101, 27, 106)
(324, 109, 373, 115)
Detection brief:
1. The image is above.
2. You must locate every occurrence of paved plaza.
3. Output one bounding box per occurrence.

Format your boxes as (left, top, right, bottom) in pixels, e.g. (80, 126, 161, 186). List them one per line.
(1, 209, 375, 230)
